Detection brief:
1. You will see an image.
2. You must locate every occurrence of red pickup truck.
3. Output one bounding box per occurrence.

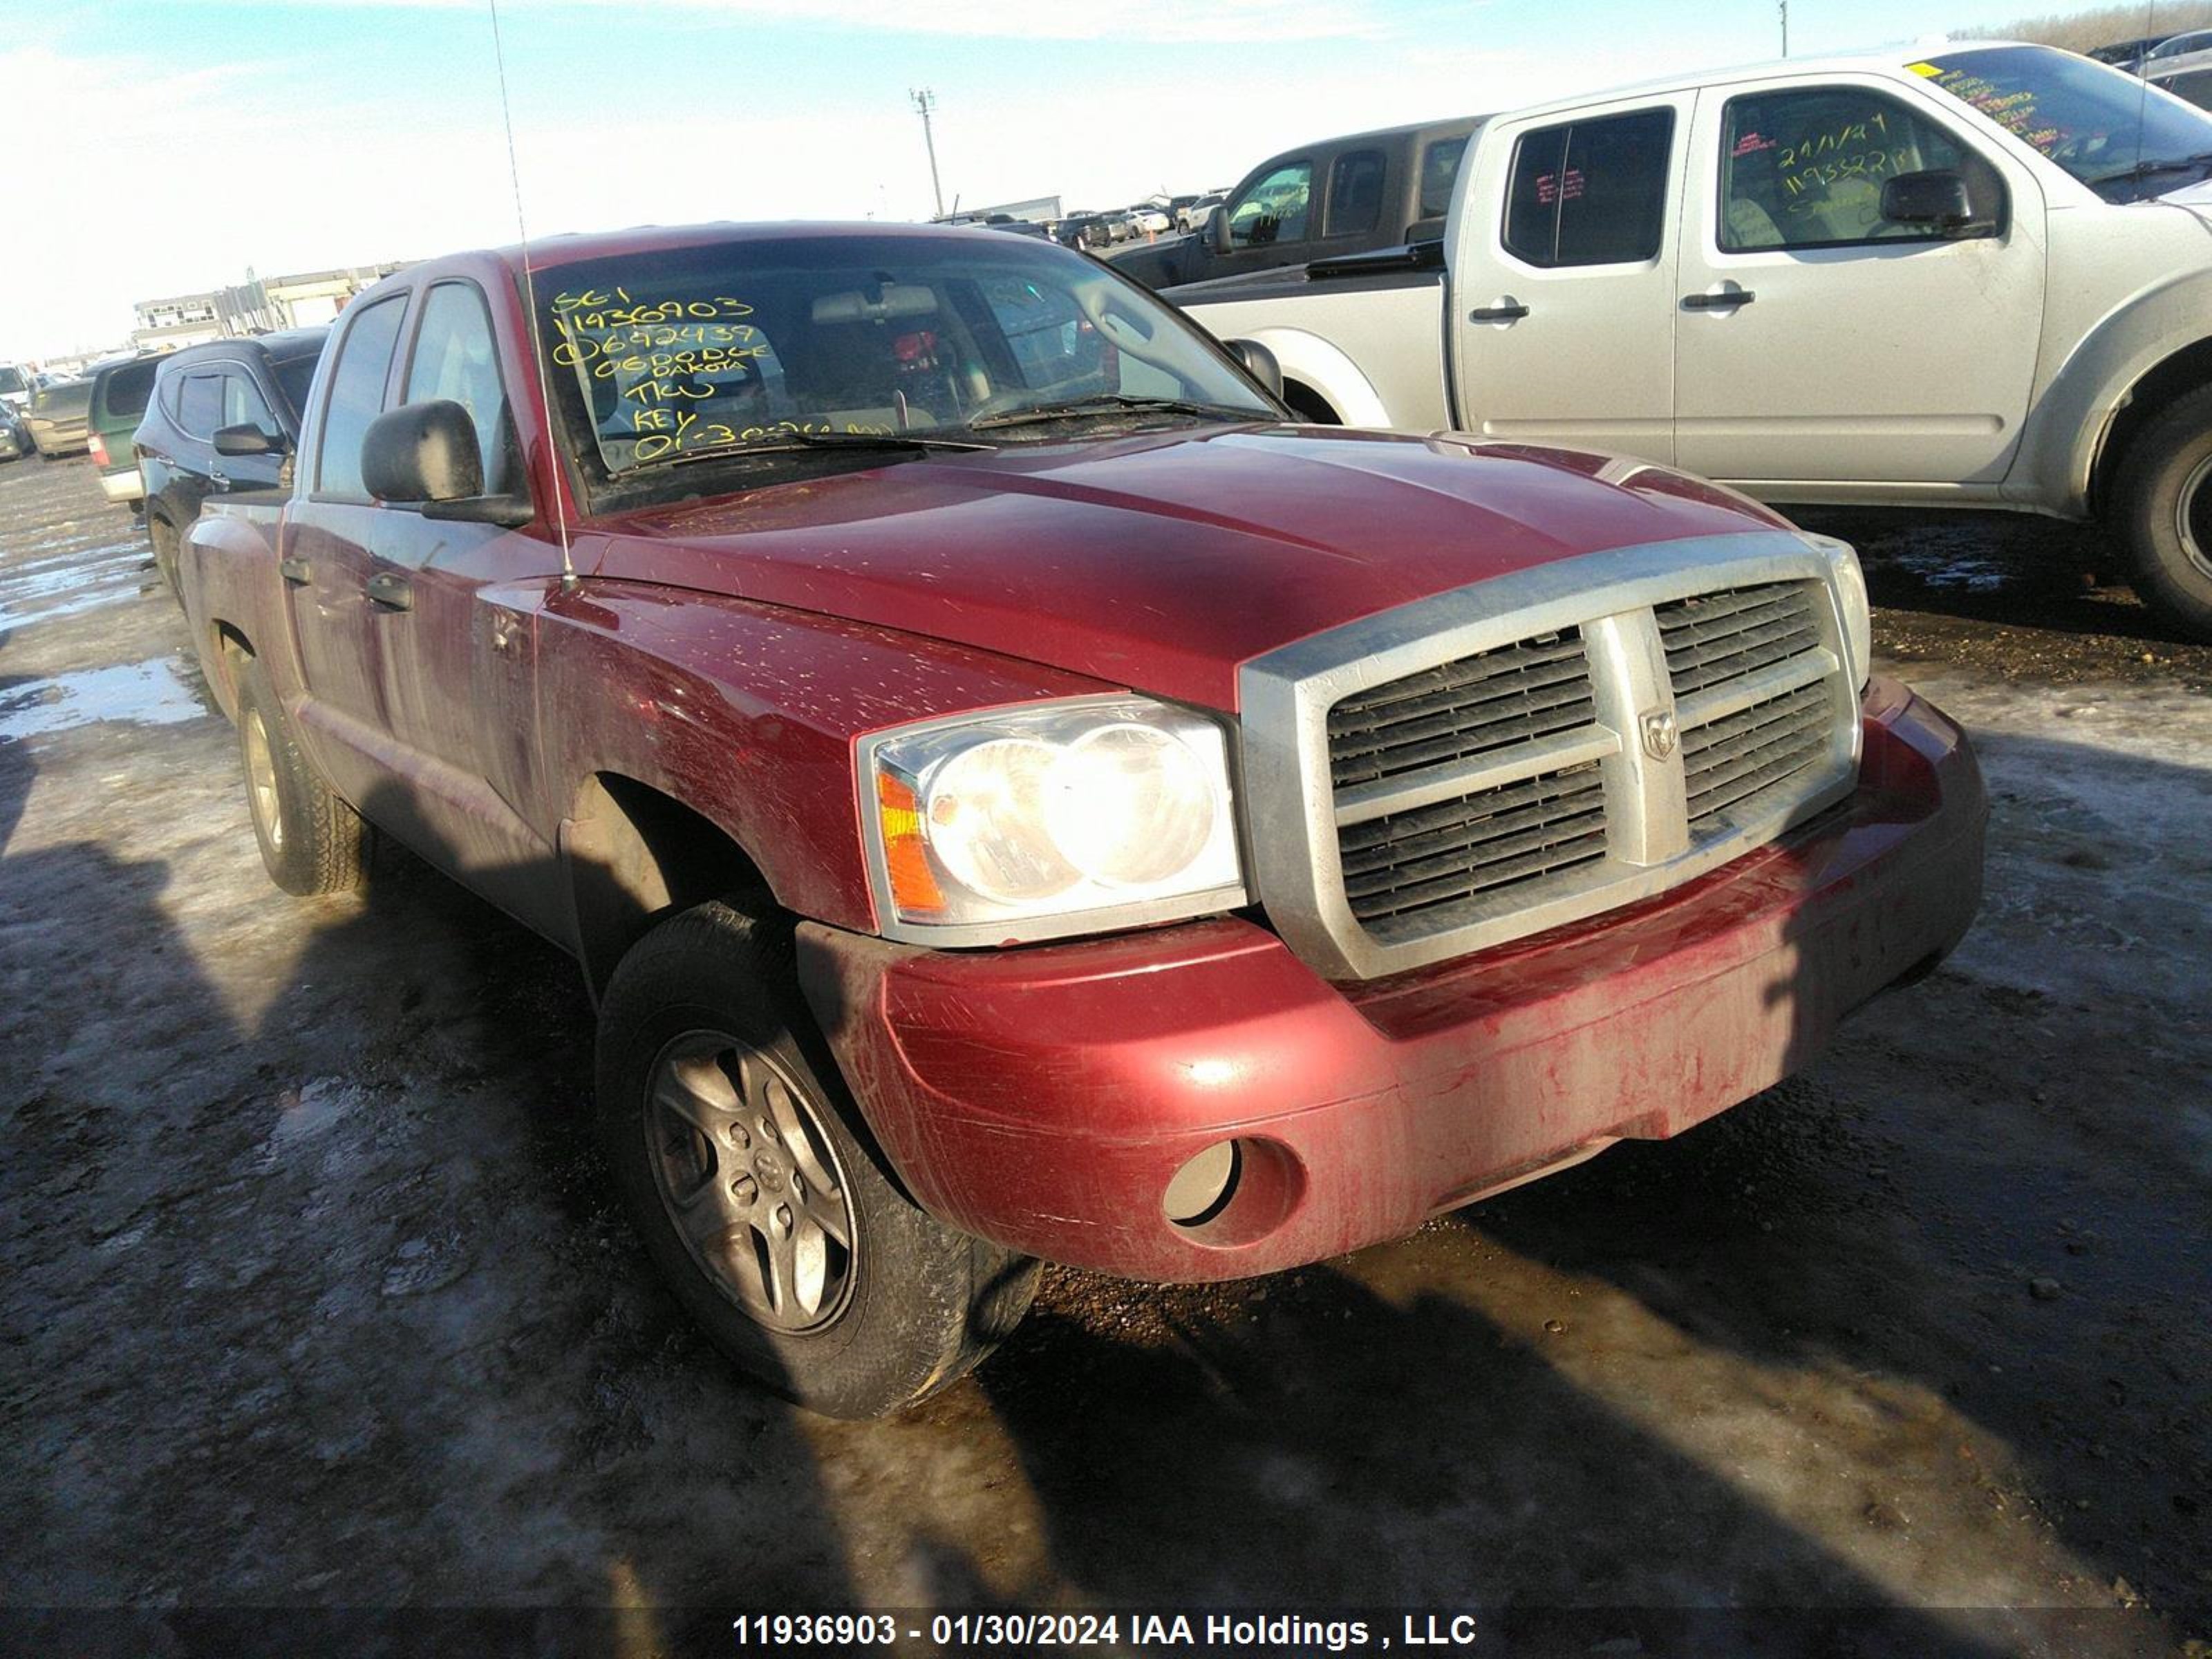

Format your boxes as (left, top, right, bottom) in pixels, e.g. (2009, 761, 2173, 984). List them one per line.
(178, 223, 1985, 1417)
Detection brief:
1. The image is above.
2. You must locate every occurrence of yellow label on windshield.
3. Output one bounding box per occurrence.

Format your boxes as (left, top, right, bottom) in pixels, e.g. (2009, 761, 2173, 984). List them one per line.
(1906, 61, 1942, 75)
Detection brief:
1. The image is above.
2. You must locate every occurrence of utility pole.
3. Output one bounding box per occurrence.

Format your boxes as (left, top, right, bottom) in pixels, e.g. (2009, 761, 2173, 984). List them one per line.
(1779, 0, 1788, 55)
(910, 87, 944, 221)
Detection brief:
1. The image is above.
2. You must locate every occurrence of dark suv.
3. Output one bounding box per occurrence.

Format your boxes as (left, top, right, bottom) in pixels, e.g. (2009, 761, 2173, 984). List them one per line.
(136, 329, 328, 596)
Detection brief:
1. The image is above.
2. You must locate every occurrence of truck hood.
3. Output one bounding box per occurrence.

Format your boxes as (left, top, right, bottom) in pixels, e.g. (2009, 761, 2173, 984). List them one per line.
(588, 424, 1795, 712)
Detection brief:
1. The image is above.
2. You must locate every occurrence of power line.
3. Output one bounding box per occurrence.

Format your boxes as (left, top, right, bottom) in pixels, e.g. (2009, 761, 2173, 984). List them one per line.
(910, 87, 945, 220)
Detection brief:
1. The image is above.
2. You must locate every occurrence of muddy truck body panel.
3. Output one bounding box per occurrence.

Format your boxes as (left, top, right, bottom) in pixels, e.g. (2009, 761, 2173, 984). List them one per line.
(176, 219, 1983, 1409)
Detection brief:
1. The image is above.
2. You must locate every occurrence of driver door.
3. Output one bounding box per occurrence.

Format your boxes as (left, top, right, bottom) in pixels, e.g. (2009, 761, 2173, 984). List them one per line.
(1673, 75, 2047, 487)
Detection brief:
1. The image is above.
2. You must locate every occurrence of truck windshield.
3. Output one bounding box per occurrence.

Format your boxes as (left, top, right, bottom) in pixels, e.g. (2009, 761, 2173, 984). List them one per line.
(534, 231, 1275, 492)
(1919, 44, 2212, 200)
(0, 367, 26, 397)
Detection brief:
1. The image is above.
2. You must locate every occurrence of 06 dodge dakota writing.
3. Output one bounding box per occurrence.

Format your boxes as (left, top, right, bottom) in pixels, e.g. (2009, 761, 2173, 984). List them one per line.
(176, 221, 1985, 1416)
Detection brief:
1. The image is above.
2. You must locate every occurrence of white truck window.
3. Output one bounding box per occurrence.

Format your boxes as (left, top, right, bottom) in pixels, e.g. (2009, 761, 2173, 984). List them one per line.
(1719, 87, 2002, 251)
(1502, 108, 1674, 268)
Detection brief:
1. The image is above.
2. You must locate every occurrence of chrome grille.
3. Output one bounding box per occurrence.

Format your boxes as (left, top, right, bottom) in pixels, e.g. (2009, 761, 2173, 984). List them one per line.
(1328, 628, 1595, 789)
(1683, 679, 1834, 828)
(1658, 584, 1824, 697)
(1240, 536, 1865, 981)
(1339, 761, 1606, 923)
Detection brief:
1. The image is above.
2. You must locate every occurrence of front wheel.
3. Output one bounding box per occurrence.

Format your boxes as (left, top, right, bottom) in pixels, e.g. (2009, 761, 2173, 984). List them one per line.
(595, 901, 1038, 1418)
(2115, 383, 2212, 641)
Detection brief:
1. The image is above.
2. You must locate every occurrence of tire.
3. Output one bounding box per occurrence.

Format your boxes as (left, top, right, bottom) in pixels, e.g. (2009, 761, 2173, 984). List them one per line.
(234, 653, 368, 895)
(2114, 382, 2212, 641)
(595, 901, 1038, 1418)
(146, 514, 182, 603)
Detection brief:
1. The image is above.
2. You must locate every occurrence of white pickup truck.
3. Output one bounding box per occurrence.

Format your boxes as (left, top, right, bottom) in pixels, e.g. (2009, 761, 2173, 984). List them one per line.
(1170, 43, 2212, 638)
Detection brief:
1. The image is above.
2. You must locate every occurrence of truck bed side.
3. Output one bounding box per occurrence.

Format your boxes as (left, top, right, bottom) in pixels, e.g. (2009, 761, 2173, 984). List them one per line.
(1167, 251, 1452, 429)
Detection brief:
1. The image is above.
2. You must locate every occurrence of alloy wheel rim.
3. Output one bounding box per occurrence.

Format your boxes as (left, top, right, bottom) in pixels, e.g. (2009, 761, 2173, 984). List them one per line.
(644, 1030, 857, 1333)
(244, 711, 281, 852)
(2179, 453, 2212, 583)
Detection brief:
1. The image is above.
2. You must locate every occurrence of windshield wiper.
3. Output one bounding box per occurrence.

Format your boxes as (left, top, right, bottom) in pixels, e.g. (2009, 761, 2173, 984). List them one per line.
(2089, 149, 2212, 188)
(621, 429, 993, 476)
(965, 395, 1268, 431)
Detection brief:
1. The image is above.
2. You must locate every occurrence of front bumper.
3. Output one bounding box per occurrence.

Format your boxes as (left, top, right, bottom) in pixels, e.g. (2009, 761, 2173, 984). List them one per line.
(799, 677, 1985, 1282)
(30, 427, 89, 457)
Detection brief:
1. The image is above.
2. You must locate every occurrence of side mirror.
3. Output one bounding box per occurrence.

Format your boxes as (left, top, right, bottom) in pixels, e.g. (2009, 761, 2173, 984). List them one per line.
(1206, 204, 1231, 255)
(1224, 338, 1284, 400)
(212, 423, 283, 457)
(361, 399, 531, 527)
(1881, 169, 1975, 230)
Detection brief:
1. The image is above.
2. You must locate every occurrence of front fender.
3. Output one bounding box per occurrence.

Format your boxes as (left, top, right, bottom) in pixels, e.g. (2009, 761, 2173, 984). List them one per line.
(533, 580, 1114, 933)
(2016, 264, 2212, 516)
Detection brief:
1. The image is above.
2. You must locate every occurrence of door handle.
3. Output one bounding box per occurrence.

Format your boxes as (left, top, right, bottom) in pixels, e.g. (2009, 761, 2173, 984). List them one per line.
(1468, 300, 1530, 322)
(1681, 288, 1756, 310)
(279, 555, 310, 585)
(365, 571, 413, 612)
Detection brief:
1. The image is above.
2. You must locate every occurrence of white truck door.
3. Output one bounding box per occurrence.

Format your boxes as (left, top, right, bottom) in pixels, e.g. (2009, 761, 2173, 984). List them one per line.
(1673, 72, 2046, 488)
(1446, 92, 1692, 462)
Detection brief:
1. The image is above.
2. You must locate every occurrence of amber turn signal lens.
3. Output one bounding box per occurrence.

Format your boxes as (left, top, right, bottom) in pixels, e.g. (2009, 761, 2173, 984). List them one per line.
(875, 769, 946, 916)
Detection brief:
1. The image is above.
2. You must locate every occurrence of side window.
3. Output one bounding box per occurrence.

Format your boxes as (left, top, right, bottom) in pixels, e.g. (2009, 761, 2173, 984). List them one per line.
(223, 373, 275, 435)
(1227, 161, 1313, 248)
(1720, 87, 2004, 252)
(315, 294, 408, 500)
(1503, 107, 1676, 268)
(177, 372, 224, 438)
(402, 283, 514, 494)
(1418, 135, 1470, 221)
(1324, 149, 1387, 237)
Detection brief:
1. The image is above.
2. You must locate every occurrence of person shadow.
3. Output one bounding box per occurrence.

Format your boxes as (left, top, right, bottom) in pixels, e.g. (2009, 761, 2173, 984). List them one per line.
(0, 744, 859, 1655)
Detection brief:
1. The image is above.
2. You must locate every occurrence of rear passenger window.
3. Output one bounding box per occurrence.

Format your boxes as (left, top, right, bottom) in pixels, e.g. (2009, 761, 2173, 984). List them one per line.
(224, 374, 275, 435)
(403, 283, 515, 494)
(1325, 149, 1387, 237)
(1503, 107, 1676, 268)
(178, 373, 223, 438)
(315, 295, 407, 500)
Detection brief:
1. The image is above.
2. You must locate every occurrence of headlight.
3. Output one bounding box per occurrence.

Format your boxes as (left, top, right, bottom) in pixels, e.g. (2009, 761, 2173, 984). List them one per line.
(861, 697, 1246, 944)
(1810, 534, 1871, 691)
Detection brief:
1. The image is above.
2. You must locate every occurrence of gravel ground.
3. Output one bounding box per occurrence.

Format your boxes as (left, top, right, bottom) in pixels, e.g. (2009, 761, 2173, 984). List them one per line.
(1, 458, 2205, 1658)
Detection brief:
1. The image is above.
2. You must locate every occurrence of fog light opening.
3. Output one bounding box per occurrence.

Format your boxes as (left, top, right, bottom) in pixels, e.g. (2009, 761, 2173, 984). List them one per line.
(1164, 1139, 1243, 1228)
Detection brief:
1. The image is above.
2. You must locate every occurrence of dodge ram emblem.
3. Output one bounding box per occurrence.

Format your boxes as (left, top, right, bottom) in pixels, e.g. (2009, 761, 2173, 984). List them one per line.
(1640, 709, 1679, 760)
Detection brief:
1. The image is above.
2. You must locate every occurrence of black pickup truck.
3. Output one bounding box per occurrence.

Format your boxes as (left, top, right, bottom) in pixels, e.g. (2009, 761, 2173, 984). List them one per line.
(1107, 115, 1480, 291)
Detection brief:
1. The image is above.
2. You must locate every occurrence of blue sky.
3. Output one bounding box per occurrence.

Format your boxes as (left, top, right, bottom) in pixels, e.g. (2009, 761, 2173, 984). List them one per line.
(3, 0, 2151, 360)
